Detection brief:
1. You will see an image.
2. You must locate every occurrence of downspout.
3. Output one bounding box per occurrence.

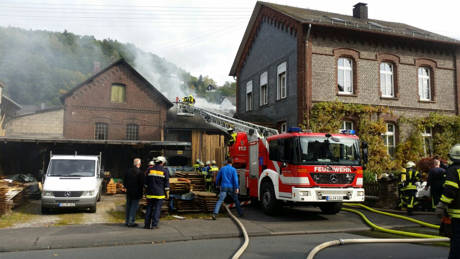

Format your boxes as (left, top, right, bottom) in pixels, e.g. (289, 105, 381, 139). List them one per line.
(305, 24, 312, 129)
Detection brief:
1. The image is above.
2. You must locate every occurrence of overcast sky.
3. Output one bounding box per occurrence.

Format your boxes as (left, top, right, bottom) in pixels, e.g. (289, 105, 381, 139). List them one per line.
(0, 0, 459, 85)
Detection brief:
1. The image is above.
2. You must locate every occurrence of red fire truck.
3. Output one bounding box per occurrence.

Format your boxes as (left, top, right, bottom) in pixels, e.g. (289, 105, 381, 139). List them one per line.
(230, 128, 367, 215)
(176, 102, 368, 215)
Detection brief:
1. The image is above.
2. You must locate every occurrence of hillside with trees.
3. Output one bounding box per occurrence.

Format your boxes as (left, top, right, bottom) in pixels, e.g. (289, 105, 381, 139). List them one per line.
(0, 26, 235, 106)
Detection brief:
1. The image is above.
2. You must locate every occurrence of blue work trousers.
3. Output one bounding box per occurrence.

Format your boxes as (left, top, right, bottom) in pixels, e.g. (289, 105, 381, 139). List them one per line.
(449, 218, 460, 259)
(125, 197, 139, 225)
(144, 198, 163, 228)
(213, 187, 242, 216)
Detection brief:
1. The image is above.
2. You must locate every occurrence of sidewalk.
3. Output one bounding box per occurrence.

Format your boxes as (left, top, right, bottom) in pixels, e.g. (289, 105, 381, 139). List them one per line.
(0, 206, 439, 252)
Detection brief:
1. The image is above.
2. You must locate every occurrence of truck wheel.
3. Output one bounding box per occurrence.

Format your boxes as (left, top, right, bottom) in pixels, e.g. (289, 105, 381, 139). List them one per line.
(319, 202, 343, 214)
(89, 205, 97, 213)
(261, 182, 280, 215)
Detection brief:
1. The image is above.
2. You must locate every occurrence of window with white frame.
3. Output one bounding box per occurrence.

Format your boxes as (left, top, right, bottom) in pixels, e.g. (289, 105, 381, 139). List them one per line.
(380, 62, 394, 97)
(277, 62, 287, 100)
(422, 127, 433, 157)
(246, 81, 253, 111)
(383, 123, 396, 157)
(260, 71, 268, 106)
(337, 57, 353, 94)
(418, 67, 431, 101)
(280, 122, 287, 133)
(340, 120, 354, 132)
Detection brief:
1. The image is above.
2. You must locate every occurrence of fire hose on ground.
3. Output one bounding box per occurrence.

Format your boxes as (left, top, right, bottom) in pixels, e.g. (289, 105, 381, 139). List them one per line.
(306, 203, 449, 259)
(224, 204, 249, 259)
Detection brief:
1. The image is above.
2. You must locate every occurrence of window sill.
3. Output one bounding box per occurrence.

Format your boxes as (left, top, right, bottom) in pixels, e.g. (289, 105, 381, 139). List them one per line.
(275, 97, 288, 102)
(380, 96, 399, 100)
(337, 93, 357, 97)
(418, 100, 436, 103)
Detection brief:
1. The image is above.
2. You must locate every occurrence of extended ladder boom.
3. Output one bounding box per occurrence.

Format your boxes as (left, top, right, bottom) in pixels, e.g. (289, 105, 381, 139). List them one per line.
(176, 102, 278, 137)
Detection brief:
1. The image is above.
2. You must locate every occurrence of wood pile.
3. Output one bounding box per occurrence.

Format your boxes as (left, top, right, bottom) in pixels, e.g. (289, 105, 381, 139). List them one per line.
(193, 191, 218, 212)
(175, 199, 200, 213)
(116, 183, 125, 194)
(106, 179, 117, 195)
(0, 179, 26, 215)
(169, 178, 191, 194)
(174, 171, 205, 191)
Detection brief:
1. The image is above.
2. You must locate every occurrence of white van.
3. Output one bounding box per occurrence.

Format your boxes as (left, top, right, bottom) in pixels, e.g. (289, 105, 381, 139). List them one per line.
(41, 154, 103, 213)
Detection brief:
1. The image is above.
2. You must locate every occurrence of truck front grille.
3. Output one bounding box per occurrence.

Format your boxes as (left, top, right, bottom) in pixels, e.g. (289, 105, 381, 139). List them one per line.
(310, 173, 354, 184)
(53, 191, 83, 197)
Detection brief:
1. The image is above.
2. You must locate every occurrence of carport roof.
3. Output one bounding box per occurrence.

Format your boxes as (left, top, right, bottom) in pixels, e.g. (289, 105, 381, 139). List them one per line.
(0, 137, 190, 149)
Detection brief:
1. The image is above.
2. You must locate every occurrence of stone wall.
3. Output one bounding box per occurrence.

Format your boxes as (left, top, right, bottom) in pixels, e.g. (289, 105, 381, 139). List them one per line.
(6, 109, 64, 138)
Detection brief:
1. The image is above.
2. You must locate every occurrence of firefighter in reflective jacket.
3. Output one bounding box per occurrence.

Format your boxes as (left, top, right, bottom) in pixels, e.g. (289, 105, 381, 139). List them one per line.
(209, 160, 219, 192)
(203, 161, 213, 191)
(399, 161, 420, 215)
(193, 159, 201, 172)
(437, 144, 460, 259)
(144, 156, 169, 229)
(227, 129, 237, 146)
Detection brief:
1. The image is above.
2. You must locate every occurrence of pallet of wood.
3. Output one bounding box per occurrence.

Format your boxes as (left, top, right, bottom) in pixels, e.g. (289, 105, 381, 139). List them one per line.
(175, 199, 201, 213)
(174, 172, 206, 192)
(194, 191, 218, 212)
(169, 178, 192, 194)
(106, 179, 117, 195)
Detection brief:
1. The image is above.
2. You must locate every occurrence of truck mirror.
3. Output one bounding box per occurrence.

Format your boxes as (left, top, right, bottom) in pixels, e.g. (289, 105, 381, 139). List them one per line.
(362, 141, 368, 169)
(281, 162, 288, 168)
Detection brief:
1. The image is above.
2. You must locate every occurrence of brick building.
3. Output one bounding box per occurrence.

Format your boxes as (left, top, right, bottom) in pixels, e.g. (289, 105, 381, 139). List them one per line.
(230, 2, 460, 155)
(61, 58, 173, 141)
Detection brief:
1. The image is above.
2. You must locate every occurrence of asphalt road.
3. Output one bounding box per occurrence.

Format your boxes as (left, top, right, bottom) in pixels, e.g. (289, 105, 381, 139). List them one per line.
(0, 232, 449, 259)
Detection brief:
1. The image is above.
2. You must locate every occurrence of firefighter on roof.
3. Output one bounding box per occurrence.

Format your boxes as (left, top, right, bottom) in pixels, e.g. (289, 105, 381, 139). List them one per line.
(437, 144, 460, 259)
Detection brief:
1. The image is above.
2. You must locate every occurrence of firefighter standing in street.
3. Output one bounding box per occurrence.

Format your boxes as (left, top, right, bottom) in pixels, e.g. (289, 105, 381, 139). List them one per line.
(437, 144, 460, 259)
(399, 161, 420, 215)
(144, 156, 170, 229)
(212, 158, 243, 220)
(203, 161, 213, 191)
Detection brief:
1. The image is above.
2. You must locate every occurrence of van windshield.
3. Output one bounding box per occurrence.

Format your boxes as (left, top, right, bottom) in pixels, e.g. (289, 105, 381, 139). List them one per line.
(48, 159, 96, 177)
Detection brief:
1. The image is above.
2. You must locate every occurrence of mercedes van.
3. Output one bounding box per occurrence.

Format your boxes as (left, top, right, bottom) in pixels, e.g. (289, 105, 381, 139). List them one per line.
(41, 154, 103, 213)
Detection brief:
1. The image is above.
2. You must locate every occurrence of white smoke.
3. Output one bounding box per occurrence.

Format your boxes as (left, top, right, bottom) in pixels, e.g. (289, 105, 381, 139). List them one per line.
(128, 45, 235, 115)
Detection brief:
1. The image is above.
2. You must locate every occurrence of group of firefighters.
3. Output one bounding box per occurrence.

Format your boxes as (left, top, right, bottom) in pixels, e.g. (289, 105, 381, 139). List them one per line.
(193, 159, 219, 192)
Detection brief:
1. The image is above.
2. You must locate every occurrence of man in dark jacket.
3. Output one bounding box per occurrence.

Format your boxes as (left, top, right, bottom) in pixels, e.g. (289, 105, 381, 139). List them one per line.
(212, 158, 242, 220)
(426, 159, 446, 209)
(124, 158, 144, 227)
(144, 156, 170, 229)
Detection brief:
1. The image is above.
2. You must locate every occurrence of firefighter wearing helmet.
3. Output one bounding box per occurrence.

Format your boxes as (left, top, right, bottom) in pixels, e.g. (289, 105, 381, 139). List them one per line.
(399, 161, 420, 215)
(437, 144, 460, 258)
(193, 159, 201, 172)
(209, 160, 219, 192)
(144, 156, 169, 229)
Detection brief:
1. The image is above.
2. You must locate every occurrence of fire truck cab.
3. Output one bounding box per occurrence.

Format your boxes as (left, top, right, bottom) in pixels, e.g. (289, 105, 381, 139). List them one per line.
(230, 127, 367, 215)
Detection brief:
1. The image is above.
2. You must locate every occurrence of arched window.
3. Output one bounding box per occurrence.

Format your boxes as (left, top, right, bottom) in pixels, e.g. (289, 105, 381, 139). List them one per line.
(337, 57, 353, 94)
(380, 62, 394, 97)
(418, 67, 432, 101)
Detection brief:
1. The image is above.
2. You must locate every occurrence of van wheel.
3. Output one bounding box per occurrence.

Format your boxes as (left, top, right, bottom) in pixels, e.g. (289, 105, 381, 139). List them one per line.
(319, 202, 342, 214)
(89, 205, 97, 213)
(41, 206, 50, 214)
(261, 181, 280, 215)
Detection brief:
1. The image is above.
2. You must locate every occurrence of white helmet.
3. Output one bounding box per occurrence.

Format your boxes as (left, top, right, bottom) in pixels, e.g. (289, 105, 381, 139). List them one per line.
(405, 161, 416, 168)
(156, 156, 167, 164)
(148, 161, 154, 166)
(211, 160, 216, 165)
(206, 160, 211, 165)
(449, 144, 460, 160)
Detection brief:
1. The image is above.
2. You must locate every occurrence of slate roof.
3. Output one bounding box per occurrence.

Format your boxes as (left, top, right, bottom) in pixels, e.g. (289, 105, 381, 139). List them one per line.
(230, 1, 460, 75)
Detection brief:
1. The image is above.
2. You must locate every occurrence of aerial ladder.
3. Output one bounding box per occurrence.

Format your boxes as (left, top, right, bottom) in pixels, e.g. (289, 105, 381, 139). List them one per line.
(175, 101, 278, 137)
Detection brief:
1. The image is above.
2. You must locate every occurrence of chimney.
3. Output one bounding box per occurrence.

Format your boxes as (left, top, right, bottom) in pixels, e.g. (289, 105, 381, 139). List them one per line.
(353, 2, 368, 19)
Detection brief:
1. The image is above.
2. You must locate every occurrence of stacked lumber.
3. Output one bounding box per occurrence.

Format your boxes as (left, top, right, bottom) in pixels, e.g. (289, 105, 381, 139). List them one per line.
(175, 199, 200, 213)
(0, 180, 11, 216)
(194, 191, 218, 212)
(116, 183, 125, 194)
(174, 172, 205, 191)
(169, 178, 191, 194)
(106, 179, 117, 195)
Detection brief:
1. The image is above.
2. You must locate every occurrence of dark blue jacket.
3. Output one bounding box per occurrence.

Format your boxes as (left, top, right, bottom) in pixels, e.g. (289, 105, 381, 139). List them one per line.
(144, 164, 170, 199)
(215, 164, 239, 189)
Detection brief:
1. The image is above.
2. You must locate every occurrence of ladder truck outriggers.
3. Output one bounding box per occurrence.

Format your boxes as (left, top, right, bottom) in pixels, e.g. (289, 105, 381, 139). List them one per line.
(176, 101, 368, 215)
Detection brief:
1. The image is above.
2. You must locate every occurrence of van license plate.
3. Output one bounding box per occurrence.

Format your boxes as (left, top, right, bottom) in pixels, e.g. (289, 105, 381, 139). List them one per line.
(326, 196, 343, 201)
(59, 203, 76, 207)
